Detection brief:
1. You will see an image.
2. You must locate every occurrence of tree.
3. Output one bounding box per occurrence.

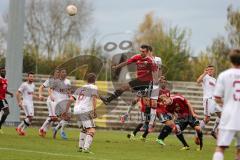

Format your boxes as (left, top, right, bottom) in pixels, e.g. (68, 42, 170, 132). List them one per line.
(134, 12, 192, 81)
(24, 0, 93, 59)
(226, 5, 240, 48)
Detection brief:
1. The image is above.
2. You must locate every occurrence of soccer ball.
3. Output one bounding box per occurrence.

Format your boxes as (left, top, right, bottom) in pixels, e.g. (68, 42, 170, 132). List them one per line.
(66, 5, 77, 16)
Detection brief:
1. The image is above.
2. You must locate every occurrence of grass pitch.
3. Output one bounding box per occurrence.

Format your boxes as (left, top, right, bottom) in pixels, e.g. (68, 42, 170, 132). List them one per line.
(0, 127, 235, 160)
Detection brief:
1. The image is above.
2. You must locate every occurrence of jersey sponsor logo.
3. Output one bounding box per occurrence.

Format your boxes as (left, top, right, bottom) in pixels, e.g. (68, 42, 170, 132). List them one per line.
(27, 92, 33, 95)
(233, 80, 240, 101)
(209, 81, 215, 86)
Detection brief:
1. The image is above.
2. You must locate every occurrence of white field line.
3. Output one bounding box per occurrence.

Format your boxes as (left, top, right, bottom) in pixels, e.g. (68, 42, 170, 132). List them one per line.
(0, 147, 110, 160)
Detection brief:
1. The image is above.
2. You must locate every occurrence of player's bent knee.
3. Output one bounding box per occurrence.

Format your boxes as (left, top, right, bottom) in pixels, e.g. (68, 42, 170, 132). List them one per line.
(195, 126, 201, 132)
(51, 116, 58, 122)
(204, 116, 210, 123)
(81, 128, 87, 134)
(87, 128, 95, 135)
(87, 131, 95, 137)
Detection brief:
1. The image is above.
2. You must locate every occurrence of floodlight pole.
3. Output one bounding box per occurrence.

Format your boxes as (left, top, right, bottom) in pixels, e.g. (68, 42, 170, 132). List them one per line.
(6, 0, 25, 124)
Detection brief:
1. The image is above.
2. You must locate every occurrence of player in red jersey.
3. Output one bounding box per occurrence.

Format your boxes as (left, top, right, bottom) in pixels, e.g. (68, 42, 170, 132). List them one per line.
(0, 67, 13, 134)
(100, 44, 157, 105)
(158, 94, 203, 150)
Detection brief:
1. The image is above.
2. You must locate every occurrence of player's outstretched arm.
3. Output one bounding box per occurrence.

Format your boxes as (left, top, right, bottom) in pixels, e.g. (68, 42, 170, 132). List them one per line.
(6, 90, 13, 97)
(187, 101, 198, 118)
(112, 61, 128, 70)
(16, 91, 23, 109)
(92, 95, 97, 118)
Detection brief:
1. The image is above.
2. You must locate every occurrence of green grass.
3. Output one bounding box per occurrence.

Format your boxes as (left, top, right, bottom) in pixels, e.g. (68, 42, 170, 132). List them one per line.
(0, 127, 235, 160)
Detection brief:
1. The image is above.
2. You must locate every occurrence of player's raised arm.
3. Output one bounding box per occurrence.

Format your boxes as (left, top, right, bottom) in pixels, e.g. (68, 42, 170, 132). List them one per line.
(196, 68, 208, 84)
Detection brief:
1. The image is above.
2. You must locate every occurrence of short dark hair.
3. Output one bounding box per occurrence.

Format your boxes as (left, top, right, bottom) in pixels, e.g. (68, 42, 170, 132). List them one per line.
(27, 71, 34, 76)
(87, 73, 96, 84)
(207, 65, 214, 68)
(59, 68, 66, 71)
(140, 44, 150, 51)
(148, 45, 153, 52)
(229, 49, 240, 65)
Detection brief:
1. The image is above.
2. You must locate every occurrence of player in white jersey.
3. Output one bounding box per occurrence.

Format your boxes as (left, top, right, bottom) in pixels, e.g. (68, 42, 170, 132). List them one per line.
(38, 69, 60, 137)
(148, 46, 162, 132)
(197, 65, 221, 138)
(51, 68, 71, 139)
(63, 73, 97, 153)
(16, 72, 36, 136)
(212, 49, 240, 160)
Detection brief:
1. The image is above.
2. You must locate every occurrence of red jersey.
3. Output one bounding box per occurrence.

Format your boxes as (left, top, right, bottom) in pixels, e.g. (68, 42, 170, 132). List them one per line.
(127, 54, 156, 81)
(0, 77, 8, 100)
(156, 88, 171, 114)
(166, 95, 191, 118)
(139, 97, 152, 113)
(139, 98, 146, 112)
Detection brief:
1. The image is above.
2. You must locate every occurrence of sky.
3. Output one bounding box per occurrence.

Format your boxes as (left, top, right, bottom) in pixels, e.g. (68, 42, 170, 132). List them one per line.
(0, 0, 240, 56)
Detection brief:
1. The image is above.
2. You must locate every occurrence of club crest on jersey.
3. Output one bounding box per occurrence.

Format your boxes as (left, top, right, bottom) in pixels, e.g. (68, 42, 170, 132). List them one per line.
(27, 92, 33, 95)
(209, 81, 215, 86)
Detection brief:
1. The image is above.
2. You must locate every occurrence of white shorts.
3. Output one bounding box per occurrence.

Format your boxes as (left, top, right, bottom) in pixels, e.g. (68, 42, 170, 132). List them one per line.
(203, 98, 221, 116)
(217, 129, 240, 147)
(150, 85, 159, 100)
(46, 97, 56, 117)
(23, 102, 34, 117)
(76, 111, 95, 129)
(150, 108, 156, 124)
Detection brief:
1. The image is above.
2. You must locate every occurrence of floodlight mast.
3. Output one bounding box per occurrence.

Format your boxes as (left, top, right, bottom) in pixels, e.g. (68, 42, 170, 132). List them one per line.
(6, 0, 25, 124)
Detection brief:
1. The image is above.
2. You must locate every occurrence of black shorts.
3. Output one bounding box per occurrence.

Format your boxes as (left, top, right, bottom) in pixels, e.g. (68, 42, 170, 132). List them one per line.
(129, 78, 152, 93)
(175, 116, 200, 131)
(0, 99, 8, 110)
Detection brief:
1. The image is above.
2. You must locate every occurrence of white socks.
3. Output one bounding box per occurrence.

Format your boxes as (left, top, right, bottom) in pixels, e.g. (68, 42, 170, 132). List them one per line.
(150, 109, 156, 125)
(212, 151, 223, 160)
(79, 132, 87, 149)
(19, 118, 30, 131)
(83, 134, 93, 150)
(60, 120, 68, 133)
(41, 117, 51, 131)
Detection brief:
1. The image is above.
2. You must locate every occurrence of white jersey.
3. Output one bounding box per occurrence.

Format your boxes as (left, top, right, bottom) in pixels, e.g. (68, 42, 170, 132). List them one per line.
(153, 56, 162, 70)
(18, 82, 35, 104)
(202, 74, 216, 99)
(52, 78, 71, 101)
(43, 78, 59, 100)
(73, 84, 98, 114)
(214, 68, 240, 130)
(151, 56, 162, 85)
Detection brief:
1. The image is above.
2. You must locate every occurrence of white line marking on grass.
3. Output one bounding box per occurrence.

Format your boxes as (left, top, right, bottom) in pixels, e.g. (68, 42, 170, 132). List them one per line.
(0, 147, 109, 160)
